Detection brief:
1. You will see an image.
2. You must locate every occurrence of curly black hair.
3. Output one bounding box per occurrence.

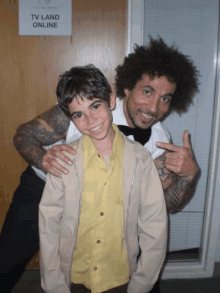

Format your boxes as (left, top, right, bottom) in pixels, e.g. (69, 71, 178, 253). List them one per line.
(115, 36, 200, 114)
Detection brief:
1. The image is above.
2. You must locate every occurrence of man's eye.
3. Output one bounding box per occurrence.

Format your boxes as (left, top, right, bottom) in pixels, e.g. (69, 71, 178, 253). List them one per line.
(144, 90, 151, 96)
(161, 96, 171, 103)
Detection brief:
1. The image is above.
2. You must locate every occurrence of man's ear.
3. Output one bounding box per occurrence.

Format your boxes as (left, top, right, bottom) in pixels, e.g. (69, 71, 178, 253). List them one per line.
(124, 88, 130, 97)
(109, 93, 116, 110)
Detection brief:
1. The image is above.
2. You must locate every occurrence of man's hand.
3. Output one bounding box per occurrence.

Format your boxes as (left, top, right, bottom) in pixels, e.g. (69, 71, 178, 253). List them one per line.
(42, 144, 76, 177)
(156, 130, 199, 182)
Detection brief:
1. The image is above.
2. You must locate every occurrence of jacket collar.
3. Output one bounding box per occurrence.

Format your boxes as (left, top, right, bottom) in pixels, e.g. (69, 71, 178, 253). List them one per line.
(68, 130, 149, 163)
(121, 133, 150, 161)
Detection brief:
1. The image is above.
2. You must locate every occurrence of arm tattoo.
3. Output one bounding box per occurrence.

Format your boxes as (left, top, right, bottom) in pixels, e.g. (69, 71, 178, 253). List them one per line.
(154, 153, 198, 213)
(154, 153, 172, 187)
(13, 105, 70, 171)
(37, 105, 70, 135)
(164, 176, 192, 213)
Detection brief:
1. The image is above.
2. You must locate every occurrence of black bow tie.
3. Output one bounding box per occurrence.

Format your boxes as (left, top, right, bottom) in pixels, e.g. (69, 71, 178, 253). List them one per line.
(118, 125, 152, 146)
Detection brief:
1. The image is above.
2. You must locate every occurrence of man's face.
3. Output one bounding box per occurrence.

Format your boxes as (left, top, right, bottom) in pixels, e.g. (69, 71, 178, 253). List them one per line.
(123, 74, 176, 129)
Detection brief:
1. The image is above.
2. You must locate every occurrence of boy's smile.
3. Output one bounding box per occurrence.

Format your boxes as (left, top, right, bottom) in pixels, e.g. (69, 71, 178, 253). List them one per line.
(90, 123, 103, 132)
(68, 95, 116, 149)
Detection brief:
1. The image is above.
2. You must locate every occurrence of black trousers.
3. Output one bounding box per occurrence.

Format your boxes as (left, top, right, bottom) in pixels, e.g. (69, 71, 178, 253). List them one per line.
(149, 280, 161, 293)
(0, 165, 161, 293)
(0, 165, 45, 292)
(70, 282, 160, 293)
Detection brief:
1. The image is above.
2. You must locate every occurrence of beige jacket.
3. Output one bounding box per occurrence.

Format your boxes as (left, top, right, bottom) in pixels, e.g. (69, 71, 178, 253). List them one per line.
(39, 133, 167, 293)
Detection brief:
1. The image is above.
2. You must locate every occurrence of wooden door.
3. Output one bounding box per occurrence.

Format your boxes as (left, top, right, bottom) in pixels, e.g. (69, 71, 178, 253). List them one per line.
(0, 0, 127, 268)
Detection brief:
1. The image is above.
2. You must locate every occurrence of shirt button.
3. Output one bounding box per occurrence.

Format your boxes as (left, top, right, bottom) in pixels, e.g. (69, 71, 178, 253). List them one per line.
(94, 267, 98, 271)
(97, 240, 101, 244)
(100, 212, 104, 216)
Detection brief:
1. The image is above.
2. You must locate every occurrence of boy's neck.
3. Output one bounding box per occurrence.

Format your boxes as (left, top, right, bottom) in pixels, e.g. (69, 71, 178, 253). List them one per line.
(91, 125, 115, 159)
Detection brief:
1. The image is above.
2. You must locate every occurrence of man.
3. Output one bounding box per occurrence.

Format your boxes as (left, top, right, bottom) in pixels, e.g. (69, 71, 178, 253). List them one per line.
(0, 37, 199, 292)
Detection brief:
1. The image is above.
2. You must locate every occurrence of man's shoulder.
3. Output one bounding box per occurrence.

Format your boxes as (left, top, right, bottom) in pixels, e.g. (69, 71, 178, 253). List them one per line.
(152, 121, 170, 139)
(148, 122, 171, 145)
(112, 99, 127, 125)
(145, 122, 171, 160)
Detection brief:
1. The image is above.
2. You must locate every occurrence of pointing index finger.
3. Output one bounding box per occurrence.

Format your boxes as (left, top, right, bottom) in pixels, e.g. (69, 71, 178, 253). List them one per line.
(155, 141, 181, 152)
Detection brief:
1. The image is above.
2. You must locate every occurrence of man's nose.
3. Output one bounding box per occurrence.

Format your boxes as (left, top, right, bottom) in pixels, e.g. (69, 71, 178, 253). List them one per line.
(147, 96, 159, 113)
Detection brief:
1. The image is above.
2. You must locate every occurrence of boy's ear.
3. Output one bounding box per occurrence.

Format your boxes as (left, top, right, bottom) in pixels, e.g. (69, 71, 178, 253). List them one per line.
(110, 93, 116, 110)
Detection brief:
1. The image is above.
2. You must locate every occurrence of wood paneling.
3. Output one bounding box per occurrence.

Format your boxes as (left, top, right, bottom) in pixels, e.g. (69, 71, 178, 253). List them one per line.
(0, 0, 127, 268)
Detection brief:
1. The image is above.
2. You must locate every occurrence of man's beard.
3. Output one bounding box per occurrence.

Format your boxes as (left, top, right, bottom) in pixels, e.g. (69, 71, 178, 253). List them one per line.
(126, 104, 152, 130)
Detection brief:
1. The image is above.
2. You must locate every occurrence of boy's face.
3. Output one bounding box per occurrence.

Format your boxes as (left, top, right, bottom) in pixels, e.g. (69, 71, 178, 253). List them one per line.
(69, 95, 116, 143)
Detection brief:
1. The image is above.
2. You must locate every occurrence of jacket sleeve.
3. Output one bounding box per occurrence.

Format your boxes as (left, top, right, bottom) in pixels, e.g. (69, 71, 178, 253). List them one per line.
(39, 173, 71, 293)
(127, 155, 168, 293)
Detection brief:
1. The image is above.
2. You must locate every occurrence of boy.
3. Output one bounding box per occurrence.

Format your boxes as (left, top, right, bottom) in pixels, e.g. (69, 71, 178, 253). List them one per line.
(39, 65, 167, 293)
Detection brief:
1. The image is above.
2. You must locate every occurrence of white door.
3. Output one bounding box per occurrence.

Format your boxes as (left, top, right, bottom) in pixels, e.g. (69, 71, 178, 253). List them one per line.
(128, 0, 220, 278)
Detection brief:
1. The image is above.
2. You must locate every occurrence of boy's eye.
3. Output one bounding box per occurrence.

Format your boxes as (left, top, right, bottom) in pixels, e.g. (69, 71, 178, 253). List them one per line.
(73, 113, 82, 119)
(93, 103, 101, 110)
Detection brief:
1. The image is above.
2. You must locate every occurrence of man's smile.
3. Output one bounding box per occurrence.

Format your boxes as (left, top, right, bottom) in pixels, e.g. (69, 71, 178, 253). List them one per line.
(137, 110, 157, 124)
(141, 112, 155, 119)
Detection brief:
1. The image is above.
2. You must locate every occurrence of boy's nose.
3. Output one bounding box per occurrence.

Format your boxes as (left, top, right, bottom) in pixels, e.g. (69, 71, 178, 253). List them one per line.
(86, 114, 97, 125)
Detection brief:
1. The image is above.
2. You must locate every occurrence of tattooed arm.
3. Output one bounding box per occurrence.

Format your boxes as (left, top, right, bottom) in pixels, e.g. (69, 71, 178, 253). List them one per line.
(154, 131, 199, 213)
(13, 105, 72, 174)
(154, 151, 199, 213)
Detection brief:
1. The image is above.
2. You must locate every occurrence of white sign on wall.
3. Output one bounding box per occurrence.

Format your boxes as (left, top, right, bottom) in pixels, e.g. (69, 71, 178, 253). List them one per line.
(19, 0, 72, 36)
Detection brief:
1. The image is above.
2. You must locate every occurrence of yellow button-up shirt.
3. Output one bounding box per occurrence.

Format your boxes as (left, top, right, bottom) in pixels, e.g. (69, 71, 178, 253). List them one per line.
(71, 124, 129, 293)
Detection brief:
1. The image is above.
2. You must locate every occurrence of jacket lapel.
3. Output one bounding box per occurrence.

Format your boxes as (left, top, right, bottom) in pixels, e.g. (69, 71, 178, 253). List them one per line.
(123, 141, 137, 224)
(73, 138, 84, 194)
